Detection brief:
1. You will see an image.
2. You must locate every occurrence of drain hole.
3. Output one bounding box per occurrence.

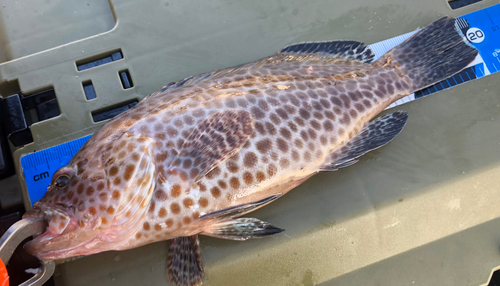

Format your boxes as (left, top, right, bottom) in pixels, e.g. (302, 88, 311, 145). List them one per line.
(82, 81, 97, 100)
(119, 70, 134, 89)
(448, 0, 483, 9)
(91, 100, 138, 123)
(76, 50, 123, 71)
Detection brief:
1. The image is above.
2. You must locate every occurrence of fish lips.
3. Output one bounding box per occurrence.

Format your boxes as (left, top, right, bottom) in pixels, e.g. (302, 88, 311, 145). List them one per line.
(22, 203, 82, 260)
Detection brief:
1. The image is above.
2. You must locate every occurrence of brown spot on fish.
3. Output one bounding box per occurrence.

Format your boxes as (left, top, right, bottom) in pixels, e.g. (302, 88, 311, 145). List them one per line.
(85, 186, 94, 197)
(230, 177, 240, 189)
(109, 166, 119, 177)
(107, 206, 115, 214)
(295, 117, 305, 127)
(280, 158, 290, 168)
(243, 172, 253, 185)
(131, 153, 140, 162)
(112, 190, 120, 200)
(166, 219, 174, 228)
(276, 138, 289, 153)
(123, 165, 135, 181)
(148, 201, 156, 213)
(156, 152, 168, 163)
(280, 127, 292, 139)
(251, 106, 265, 119)
(118, 151, 127, 159)
(179, 171, 189, 182)
(97, 182, 105, 191)
(244, 152, 258, 167)
(113, 177, 121, 186)
(256, 171, 265, 183)
(170, 203, 181, 214)
(89, 207, 97, 216)
(256, 139, 272, 154)
(154, 189, 168, 201)
(268, 164, 277, 177)
(158, 207, 167, 218)
(183, 198, 194, 208)
(155, 224, 162, 231)
(205, 167, 221, 179)
(77, 184, 84, 195)
(218, 180, 228, 189)
(143, 222, 150, 231)
(226, 160, 239, 173)
(171, 184, 181, 197)
(136, 233, 142, 239)
(183, 217, 192, 224)
(210, 187, 221, 198)
(265, 122, 276, 135)
(198, 183, 207, 192)
(299, 108, 311, 120)
(304, 151, 312, 162)
(254, 122, 266, 135)
(199, 198, 209, 208)
(270, 113, 281, 125)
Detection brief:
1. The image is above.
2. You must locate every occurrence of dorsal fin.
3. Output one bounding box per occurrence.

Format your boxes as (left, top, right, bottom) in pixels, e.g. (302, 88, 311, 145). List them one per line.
(280, 40, 374, 63)
(150, 40, 374, 95)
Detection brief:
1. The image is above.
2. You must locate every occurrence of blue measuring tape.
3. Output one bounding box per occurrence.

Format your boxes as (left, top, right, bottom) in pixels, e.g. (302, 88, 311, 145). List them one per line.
(20, 4, 500, 205)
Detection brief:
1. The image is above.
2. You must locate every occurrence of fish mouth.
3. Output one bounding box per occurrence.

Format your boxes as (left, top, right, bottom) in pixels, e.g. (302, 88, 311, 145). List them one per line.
(22, 204, 94, 261)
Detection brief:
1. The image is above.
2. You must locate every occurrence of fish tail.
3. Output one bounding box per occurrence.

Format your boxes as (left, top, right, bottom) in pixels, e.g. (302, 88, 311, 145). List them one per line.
(385, 17, 478, 92)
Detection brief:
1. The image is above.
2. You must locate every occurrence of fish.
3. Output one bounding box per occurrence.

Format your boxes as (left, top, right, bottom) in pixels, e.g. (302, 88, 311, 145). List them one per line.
(23, 17, 476, 286)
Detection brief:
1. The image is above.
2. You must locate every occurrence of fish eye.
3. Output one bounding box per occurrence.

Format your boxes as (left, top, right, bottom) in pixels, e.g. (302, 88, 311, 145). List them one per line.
(54, 174, 70, 189)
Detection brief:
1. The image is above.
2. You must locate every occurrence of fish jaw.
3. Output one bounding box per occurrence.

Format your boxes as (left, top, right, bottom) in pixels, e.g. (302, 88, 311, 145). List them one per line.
(22, 201, 144, 260)
(23, 202, 97, 260)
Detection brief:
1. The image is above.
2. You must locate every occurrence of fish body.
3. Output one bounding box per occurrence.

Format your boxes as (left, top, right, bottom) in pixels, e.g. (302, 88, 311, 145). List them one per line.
(24, 17, 476, 285)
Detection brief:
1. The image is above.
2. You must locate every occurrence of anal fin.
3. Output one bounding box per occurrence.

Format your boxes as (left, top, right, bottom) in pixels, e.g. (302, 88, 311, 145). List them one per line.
(166, 235, 204, 286)
(202, 218, 284, 241)
(321, 110, 408, 171)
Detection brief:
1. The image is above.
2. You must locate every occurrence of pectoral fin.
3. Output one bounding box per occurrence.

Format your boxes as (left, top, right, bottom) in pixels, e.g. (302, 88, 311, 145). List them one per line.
(199, 194, 281, 220)
(167, 110, 254, 190)
(321, 111, 408, 171)
(202, 218, 284, 241)
(166, 235, 204, 286)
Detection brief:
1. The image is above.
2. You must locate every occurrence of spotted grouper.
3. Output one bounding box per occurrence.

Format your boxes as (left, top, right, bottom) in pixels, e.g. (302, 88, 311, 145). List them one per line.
(23, 17, 477, 285)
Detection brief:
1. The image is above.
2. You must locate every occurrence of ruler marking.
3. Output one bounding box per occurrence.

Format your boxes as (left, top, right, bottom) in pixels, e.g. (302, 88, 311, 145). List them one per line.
(465, 71, 471, 80)
(492, 62, 498, 72)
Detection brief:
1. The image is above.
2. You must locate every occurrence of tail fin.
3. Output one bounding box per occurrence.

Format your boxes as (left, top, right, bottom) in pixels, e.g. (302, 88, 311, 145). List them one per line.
(387, 17, 478, 91)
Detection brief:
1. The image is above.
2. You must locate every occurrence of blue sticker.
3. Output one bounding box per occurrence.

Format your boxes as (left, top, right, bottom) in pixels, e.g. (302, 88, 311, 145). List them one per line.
(21, 135, 92, 205)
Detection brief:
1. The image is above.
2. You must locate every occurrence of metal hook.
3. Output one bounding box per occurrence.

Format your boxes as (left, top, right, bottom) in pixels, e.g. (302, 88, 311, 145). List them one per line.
(0, 218, 55, 286)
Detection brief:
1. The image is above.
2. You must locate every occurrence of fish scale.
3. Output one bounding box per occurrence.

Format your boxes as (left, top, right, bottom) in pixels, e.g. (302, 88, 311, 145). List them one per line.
(22, 17, 477, 286)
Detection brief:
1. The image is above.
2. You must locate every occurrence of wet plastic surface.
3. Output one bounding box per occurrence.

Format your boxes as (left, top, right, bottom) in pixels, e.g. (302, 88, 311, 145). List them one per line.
(0, 0, 499, 285)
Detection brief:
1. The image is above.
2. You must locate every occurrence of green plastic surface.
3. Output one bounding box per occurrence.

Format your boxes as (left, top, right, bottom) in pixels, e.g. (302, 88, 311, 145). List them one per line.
(0, 0, 499, 285)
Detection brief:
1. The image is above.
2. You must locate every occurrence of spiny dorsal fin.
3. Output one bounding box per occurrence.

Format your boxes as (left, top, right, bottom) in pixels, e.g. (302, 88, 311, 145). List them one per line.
(166, 110, 254, 190)
(280, 40, 374, 63)
(166, 235, 204, 286)
(321, 111, 408, 171)
(201, 218, 284, 241)
(151, 40, 374, 94)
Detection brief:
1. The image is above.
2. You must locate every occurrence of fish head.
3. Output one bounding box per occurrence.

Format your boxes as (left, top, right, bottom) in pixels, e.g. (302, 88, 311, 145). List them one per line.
(23, 133, 156, 260)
